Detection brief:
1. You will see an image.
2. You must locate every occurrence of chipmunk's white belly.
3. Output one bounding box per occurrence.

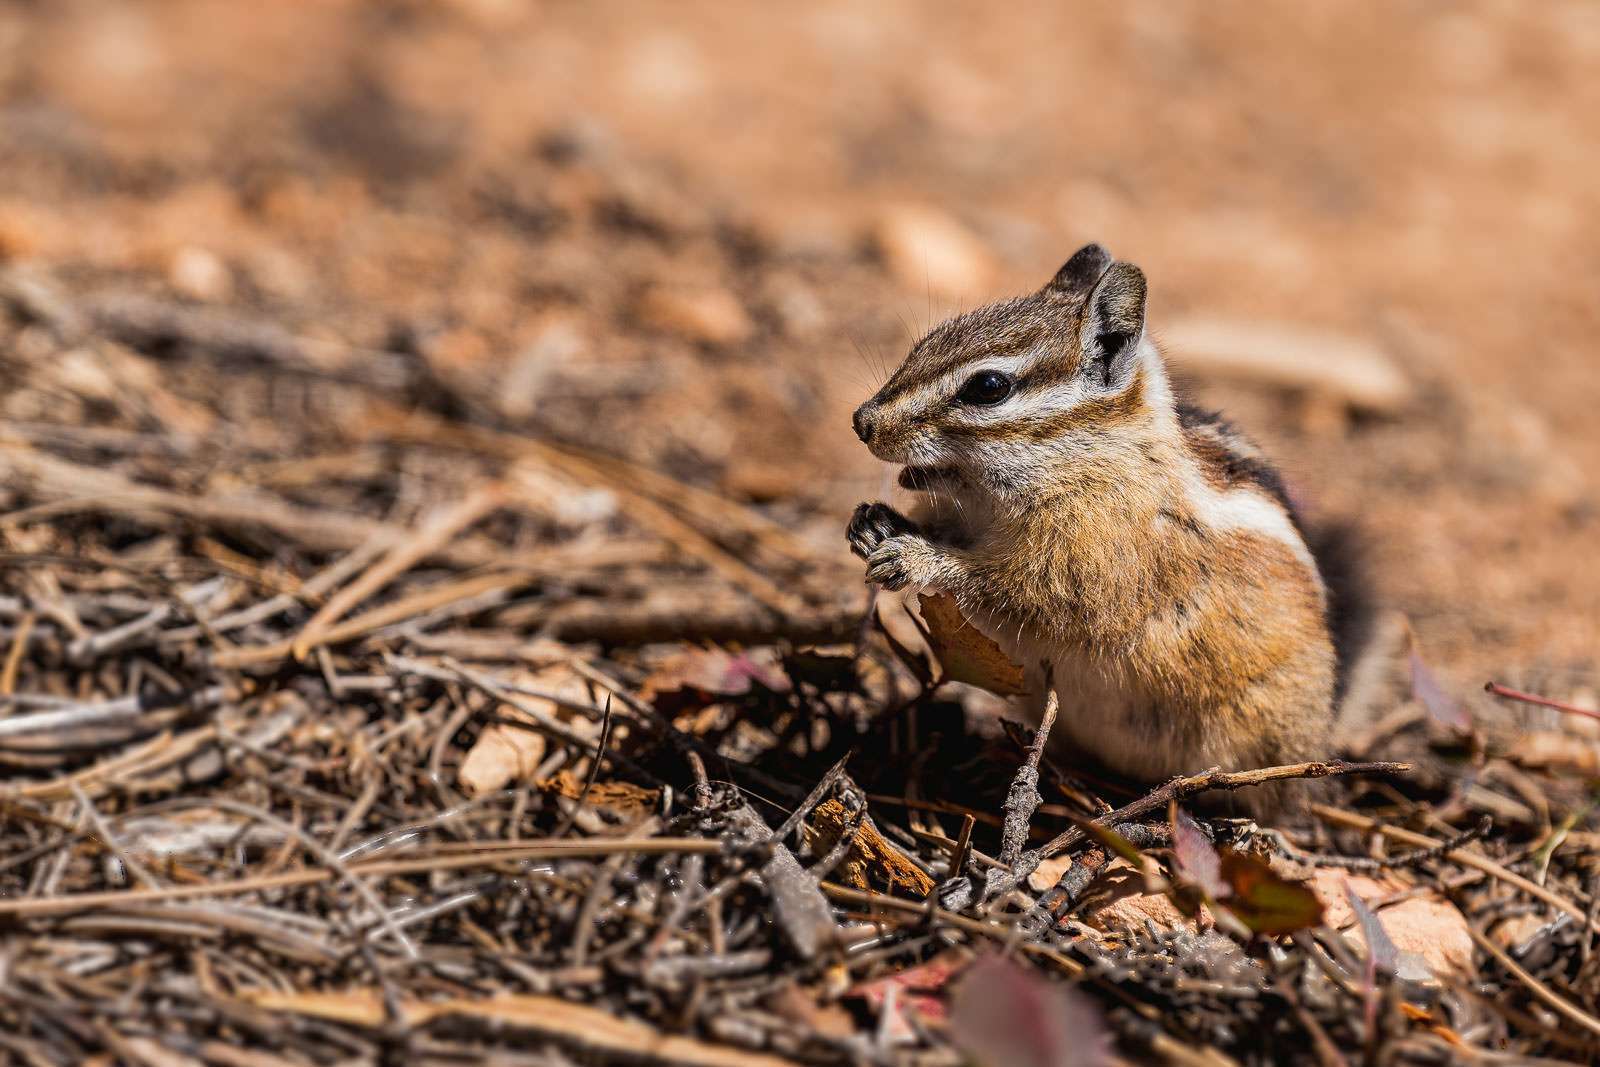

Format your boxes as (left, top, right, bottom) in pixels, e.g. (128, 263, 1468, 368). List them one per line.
(965, 606, 1203, 781)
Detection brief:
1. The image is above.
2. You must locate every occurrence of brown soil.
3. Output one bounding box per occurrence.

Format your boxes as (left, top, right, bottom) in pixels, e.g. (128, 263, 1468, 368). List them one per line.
(4, 2, 1594, 695)
(4, 6, 1600, 1064)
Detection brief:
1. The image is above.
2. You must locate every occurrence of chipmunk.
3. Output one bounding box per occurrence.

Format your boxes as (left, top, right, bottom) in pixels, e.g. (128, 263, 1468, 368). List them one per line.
(847, 244, 1355, 807)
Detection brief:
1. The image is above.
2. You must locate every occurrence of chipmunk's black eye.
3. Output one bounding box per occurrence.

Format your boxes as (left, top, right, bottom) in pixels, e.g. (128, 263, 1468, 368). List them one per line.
(957, 370, 1013, 406)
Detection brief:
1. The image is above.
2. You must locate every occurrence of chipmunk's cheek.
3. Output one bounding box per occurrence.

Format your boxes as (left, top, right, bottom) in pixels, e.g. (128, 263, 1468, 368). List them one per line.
(865, 426, 928, 466)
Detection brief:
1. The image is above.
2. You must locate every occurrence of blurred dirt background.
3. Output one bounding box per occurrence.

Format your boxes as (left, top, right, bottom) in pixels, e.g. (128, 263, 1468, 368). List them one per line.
(2, 1, 1597, 737)
(5, 4, 1600, 1065)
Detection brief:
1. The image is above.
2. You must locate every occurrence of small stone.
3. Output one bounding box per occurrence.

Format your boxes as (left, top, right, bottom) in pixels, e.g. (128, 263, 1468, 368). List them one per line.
(1080, 864, 1200, 933)
(500, 315, 586, 419)
(636, 284, 752, 347)
(0, 199, 42, 261)
(872, 203, 997, 299)
(168, 247, 231, 302)
(1027, 854, 1073, 894)
(421, 326, 493, 371)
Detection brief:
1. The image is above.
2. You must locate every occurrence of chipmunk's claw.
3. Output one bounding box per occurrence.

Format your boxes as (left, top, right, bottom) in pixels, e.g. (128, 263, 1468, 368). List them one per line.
(864, 540, 916, 590)
(847, 501, 919, 560)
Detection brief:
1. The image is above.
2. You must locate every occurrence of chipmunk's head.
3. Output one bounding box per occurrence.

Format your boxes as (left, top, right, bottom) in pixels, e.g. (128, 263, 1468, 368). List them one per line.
(852, 244, 1163, 499)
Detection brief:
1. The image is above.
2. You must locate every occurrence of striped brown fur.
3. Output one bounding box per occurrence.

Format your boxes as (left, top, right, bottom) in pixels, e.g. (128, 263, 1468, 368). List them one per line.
(847, 245, 1342, 813)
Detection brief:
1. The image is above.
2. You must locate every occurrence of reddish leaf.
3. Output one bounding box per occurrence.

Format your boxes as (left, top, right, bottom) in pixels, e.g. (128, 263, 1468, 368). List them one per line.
(846, 952, 964, 1042)
(1170, 807, 1226, 899)
(1410, 646, 1470, 732)
(642, 645, 791, 713)
(950, 955, 1110, 1067)
(1217, 851, 1325, 936)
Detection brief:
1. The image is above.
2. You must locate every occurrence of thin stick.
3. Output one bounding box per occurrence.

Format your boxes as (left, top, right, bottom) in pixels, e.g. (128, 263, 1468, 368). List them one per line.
(1468, 924, 1600, 1038)
(214, 571, 524, 667)
(290, 484, 505, 660)
(948, 813, 976, 878)
(1312, 804, 1600, 938)
(1259, 816, 1494, 872)
(974, 688, 1060, 905)
(553, 694, 614, 839)
(0, 611, 35, 697)
(0, 838, 725, 918)
(820, 882, 1083, 977)
(998, 688, 1058, 869)
(0, 685, 229, 740)
(1038, 761, 1410, 860)
(1485, 681, 1600, 723)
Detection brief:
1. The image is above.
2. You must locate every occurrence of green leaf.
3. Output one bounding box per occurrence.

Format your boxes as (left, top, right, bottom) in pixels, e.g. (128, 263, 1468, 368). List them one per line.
(1065, 816, 1145, 867)
(1217, 850, 1324, 935)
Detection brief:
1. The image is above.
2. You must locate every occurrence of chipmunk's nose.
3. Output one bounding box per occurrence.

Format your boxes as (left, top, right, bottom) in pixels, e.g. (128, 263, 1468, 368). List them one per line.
(852, 408, 875, 444)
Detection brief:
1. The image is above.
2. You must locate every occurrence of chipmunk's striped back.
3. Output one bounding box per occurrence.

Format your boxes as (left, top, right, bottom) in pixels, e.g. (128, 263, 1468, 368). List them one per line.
(848, 244, 1346, 811)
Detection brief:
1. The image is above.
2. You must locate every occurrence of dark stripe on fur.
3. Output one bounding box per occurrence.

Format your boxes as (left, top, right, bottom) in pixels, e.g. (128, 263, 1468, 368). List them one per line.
(1176, 403, 1372, 699)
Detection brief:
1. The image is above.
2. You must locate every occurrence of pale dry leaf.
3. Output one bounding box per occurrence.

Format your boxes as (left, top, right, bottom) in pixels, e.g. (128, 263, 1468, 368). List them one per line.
(1409, 643, 1470, 732)
(1171, 807, 1226, 899)
(916, 593, 1026, 696)
(1506, 731, 1600, 777)
(1345, 880, 1400, 974)
(459, 720, 547, 797)
(459, 666, 592, 796)
(1313, 871, 1474, 979)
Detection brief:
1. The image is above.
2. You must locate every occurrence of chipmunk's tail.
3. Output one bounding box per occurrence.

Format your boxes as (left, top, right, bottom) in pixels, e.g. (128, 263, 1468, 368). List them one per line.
(1312, 518, 1401, 739)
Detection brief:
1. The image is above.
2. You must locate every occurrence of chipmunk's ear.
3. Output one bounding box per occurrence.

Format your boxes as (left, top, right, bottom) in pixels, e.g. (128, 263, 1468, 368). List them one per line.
(1044, 243, 1113, 298)
(1081, 262, 1147, 390)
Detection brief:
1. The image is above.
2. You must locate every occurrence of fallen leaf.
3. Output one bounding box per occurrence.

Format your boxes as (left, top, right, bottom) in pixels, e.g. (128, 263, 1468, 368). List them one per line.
(1409, 642, 1470, 732)
(459, 730, 545, 797)
(1170, 807, 1225, 899)
(949, 955, 1111, 1067)
(538, 770, 661, 822)
(1217, 851, 1324, 936)
(1312, 871, 1473, 978)
(459, 666, 592, 796)
(1080, 865, 1198, 934)
(916, 593, 1026, 696)
(642, 645, 791, 715)
(1345, 881, 1400, 974)
(847, 951, 966, 1043)
(1506, 732, 1600, 777)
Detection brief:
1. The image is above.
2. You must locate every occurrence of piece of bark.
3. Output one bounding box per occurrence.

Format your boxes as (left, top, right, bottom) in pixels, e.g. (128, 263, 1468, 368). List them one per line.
(808, 798, 935, 897)
(724, 800, 839, 961)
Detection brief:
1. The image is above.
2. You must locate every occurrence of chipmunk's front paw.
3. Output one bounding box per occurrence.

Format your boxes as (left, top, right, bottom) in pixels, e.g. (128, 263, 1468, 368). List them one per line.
(847, 502, 919, 560)
(864, 536, 941, 592)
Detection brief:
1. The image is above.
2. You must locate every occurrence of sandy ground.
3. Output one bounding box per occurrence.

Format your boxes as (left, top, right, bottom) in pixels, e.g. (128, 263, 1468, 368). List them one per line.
(1, 0, 1596, 696)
